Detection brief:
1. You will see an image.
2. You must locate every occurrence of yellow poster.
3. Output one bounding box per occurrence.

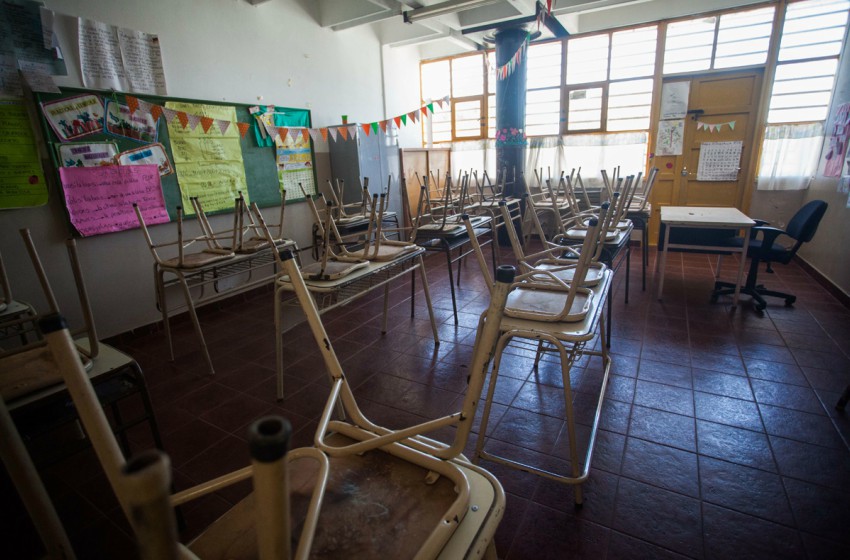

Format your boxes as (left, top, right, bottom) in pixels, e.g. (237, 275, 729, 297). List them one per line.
(165, 102, 247, 213)
(0, 101, 47, 208)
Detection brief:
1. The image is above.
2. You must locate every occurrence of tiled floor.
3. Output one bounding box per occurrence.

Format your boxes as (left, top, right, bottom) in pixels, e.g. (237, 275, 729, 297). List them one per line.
(4, 241, 850, 559)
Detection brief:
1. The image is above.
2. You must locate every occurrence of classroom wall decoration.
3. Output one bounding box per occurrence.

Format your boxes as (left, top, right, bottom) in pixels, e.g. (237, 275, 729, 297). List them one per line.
(116, 143, 173, 176)
(56, 141, 118, 167)
(0, 0, 66, 99)
(0, 99, 47, 208)
(104, 99, 158, 143)
(40, 93, 104, 141)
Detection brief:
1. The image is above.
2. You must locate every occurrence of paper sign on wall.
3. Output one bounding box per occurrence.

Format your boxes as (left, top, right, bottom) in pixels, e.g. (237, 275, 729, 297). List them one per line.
(104, 99, 158, 143)
(57, 141, 118, 167)
(656, 119, 685, 156)
(59, 164, 168, 236)
(40, 93, 104, 141)
(697, 141, 743, 182)
(116, 143, 173, 177)
(660, 82, 690, 120)
(0, 100, 47, 208)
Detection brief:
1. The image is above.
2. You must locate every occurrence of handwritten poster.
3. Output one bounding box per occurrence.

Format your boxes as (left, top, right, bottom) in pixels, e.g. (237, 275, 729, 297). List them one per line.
(660, 81, 690, 120)
(274, 132, 315, 199)
(697, 141, 743, 182)
(59, 164, 168, 236)
(0, 53, 22, 98)
(104, 100, 158, 143)
(116, 143, 173, 177)
(40, 93, 104, 141)
(655, 119, 684, 156)
(0, 100, 46, 208)
(57, 141, 118, 167)
(166, 101, 247, 212)
(0, 0, 66, 78)
(78, 17, 167, 95)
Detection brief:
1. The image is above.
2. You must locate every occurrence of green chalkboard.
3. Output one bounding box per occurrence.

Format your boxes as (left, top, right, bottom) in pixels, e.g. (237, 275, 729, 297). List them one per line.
(35, 87, 316, 225)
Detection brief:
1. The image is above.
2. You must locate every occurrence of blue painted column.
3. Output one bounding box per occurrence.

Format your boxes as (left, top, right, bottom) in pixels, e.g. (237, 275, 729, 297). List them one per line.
(494, 27, 528, 198)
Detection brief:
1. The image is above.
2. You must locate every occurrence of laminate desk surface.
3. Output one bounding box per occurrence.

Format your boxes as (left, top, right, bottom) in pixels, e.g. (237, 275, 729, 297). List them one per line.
(661, 206, 755, 228)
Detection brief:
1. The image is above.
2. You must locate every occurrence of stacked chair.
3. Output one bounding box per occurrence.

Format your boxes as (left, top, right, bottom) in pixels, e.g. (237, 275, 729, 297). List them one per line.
(33, 247, 516, 559)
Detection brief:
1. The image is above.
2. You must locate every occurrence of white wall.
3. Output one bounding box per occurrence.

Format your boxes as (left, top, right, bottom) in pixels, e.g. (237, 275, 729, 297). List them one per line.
(0, 0, 393, 337)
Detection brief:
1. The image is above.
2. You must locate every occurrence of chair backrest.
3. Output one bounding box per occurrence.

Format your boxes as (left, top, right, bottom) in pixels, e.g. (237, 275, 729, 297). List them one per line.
(786, 200, 828, 244)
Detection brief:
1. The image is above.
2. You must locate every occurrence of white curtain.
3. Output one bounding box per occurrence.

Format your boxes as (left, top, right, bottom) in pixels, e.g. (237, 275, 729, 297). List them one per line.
(757, 122, 824, 191)
(450, 139, 497, 182)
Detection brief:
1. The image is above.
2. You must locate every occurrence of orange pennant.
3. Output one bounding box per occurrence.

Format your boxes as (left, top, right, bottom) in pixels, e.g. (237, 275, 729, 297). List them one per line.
(236, 121, 250, 138)
(278, 127, 288, 141)
(339, 126, 348, 141)
(379, 120, 388, 133)
(361, 123, 371, 136)
(177, 112, 189, 128)
(320, 128, 328, 142)
(150, 104, 163, 123)
(393, 116, 401, 128)
(421, 106, 428, 116)
(200, 116, 214, 133)
(126, 95, 139, 115)
(301, 128, 310, 142)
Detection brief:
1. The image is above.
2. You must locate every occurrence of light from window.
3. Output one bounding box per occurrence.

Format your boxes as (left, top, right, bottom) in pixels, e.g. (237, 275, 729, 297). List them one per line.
(778, 0, 849, 61)
(567, 88, 603, 131)
(610, 26, 657, 79)
(663, 17, 716, 74)
(451, 54, 484, 97)
(454, 100, 483, 138)
(487, 52, 496, 93)
(488, 94, 496, 138)
(527, 42, 562, 89)
(566, 34, 609, 84)
(526, 88, 561, 136)
(607, 79, 653, 131)
(421, 60, 450, 102)
(714, 7, 775, 69)
(768, 59, 838, 123)
(431, 102, 452, 142)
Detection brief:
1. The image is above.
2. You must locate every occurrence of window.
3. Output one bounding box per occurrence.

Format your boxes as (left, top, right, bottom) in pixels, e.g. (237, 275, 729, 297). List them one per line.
(526, 42, 562, 136)
(607, 79, 653, 131)
(566, 34, 609, 84)
(420, 54, 487, 142)
(567, 88, 603, 131)
(769, 0, 849, 123)
(664, 17, 716, 74)
(610, 27, 658, 79)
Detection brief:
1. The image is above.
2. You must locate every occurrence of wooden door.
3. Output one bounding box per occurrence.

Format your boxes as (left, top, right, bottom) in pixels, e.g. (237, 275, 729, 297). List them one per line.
(649, 70, 764, 242)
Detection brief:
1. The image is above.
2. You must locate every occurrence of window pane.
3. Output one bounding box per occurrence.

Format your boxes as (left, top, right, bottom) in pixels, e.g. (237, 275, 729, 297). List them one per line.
(526, 88, 561, 136)
(421, 60, 450, 101)
(431, 102, 452, 142)
(452, 54, 484, 97)
(663, 17, 715, 74)
(487, 51, 496, 93)
(567, 34, 609, 84)
(715, 7, 774, 68)
(768, 59, 838, 123)
(607, 79, 653, 131)
(527, 42, 562, 89)
(567, 87, 603, 131)
(611, 26, 657, 79)
(454, 100, 482, 138)
(779, 0, 850, 61)
(488, 94, 496, 138)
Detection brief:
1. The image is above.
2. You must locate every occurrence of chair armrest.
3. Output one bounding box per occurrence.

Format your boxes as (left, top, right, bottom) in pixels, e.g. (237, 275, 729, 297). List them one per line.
(751, 225, 788, 257)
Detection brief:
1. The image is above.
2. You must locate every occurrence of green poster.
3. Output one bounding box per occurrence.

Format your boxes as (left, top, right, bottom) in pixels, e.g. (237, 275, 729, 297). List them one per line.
(0, 100, 47, 208)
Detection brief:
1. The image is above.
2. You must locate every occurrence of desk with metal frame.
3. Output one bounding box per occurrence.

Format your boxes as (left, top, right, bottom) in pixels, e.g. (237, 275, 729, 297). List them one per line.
(474, 269, 613, 506)
(273, 246, 439, 400)
(413, 216, 494, 324)
(656, 206, 755, 306)
(626, 206, 650, 291)
(154, 239, 296, 375)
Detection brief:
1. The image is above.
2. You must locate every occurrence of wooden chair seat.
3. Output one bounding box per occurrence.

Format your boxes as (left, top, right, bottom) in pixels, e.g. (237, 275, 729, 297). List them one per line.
(300, 259, 369, 281)
(564, 228, 619, 242)
(160, 250, 234, 269)
(351, 241, 419, 262)
(532, 261, 607, 287)
(505, 286, 592, 323)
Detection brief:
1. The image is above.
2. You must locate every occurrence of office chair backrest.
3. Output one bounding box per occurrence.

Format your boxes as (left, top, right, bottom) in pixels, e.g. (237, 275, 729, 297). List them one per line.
(786, 200, 827, 245)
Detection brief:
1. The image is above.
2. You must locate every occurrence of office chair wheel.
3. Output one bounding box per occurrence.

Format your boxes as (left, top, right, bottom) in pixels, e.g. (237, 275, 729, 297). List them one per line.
(754, 300, 767, 312)
(785, 296, 796, 306)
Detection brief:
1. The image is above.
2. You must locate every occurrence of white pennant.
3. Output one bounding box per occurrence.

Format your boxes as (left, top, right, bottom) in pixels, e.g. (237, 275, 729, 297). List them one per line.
(347, 124, 357, 138)
(308, 127, 321, 143)
(217, 119, 230, 135)
(162, 108, 178, 123)
(186, 113, 201, 131)
(328, 127, 338, 142)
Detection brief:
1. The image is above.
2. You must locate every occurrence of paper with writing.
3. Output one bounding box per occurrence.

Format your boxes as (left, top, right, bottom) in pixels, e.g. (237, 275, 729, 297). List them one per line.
(165, 102, 247, 212)
(0, 0, 66, 76)
(56, 141, 119, 167)
(275, 131, 315, 200)
(59, 164, 168, 236)
(19, 60, 60, 92)
(0, 100, 47, 207)
(117, 28, 167, 95)
(697, 141, 743, 182)
(655, 119, 684, 156)
(116, 142, 173, 177)
(104, 99, 158, 143)
(0, 53, 23, 98)
(660, 81, 690, 120)
(40, 93, 104, 141)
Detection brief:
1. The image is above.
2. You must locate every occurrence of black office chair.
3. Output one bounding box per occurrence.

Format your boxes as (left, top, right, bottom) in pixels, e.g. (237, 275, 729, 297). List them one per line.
(712, 200, 828, 311)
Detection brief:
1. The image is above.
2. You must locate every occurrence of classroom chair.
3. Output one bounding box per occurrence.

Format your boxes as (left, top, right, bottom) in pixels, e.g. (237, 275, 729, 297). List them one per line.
(0, 246, 39, 346)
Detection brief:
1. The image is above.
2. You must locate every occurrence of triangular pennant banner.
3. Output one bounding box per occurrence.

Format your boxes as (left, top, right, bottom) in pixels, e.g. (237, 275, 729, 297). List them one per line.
(217, 119, 230, 135)
(400, 114, 407, 126)
(437, 99, 445, 109)
(409, 110, 417, 123)
(278, 127, 289, 142)
(301, 128, 310, 143)
(379, 120, 388, 133)
(200, 116, 214, 133)
(421, 106, 428, 117)
(150, 104, 163, 123)
(186, 113, 201, 131)
(728, 121, 736, 130)
(394, 116, 401, 128)
(137, 100, 152, 115)
(362, 123, 371, 136)
(126, 95, 139, 115)
(177, 111, 189, 128)
(236, 121, 250, 138)
(371, 122, 379, 134)
(328, 127, 337, 142)
(347, 125, 357, 138)
(308, 127, 321, 143)
(162, 108, 178, 124)
(338, 126, 348, 141)
(320, 128, 329, 142)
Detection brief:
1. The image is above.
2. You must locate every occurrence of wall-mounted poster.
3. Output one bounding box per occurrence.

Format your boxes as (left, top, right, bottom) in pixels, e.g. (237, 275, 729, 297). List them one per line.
(0, 100, 47, 208)
(104, 99, 157, 143)
(40, 93, 103, 141)
(56, 141, 118, 167)
(697, 141, 743, 181)
(656, 119, 685, 156)
(116, 142, 173, 177)
(660, 81, 690, 120)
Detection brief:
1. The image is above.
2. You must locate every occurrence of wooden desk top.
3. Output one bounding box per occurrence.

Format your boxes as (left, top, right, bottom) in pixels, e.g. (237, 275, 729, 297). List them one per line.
(661, 206, 755, 228)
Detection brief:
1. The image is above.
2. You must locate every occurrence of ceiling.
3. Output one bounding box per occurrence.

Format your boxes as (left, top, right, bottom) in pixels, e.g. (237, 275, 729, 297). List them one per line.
(312, 0, 648, 51)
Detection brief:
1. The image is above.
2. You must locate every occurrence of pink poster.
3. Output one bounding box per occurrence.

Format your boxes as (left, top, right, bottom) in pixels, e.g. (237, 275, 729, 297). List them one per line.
(824, 102, 850, 177)
(59, 165, 169, 236)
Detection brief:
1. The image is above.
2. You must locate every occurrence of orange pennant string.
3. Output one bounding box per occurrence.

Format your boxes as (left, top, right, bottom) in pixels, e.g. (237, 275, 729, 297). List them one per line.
(394, 116, 401, 128)
(150, 104, 163, 123)
(126, 95, 139, 115)
(320, 128, 328, 142)
(361, 123, 371, 136)
(177, 112, 189, 128)
(302, 128, 310, 142)
(339, 126, 348, 140)
(200, 116, 214, 133)
(236, 121, 250, 138)
(379, 120, 388, 133)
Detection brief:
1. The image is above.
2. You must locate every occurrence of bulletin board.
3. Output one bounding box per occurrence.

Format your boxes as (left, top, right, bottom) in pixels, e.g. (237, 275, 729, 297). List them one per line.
(34, 86, 317, 235)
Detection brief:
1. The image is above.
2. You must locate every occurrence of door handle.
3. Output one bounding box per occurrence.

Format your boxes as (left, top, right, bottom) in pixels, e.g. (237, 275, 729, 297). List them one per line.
(681, 166, 688, 177)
